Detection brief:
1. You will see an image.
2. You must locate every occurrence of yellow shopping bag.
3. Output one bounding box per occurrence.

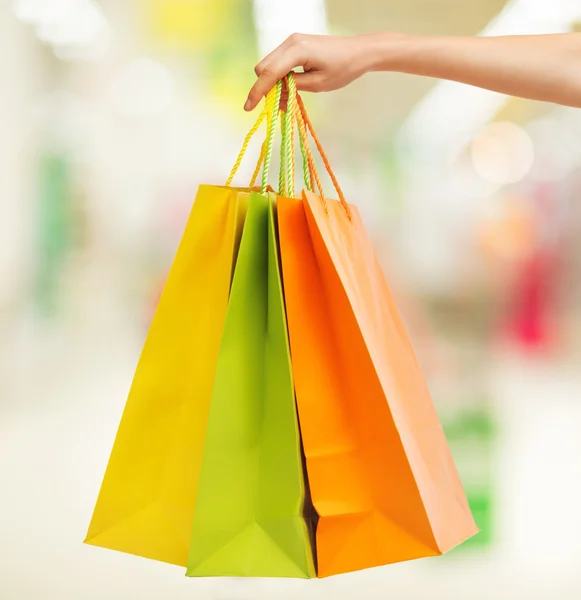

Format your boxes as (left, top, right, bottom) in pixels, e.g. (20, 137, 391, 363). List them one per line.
(85, 185, 248, 566)
(85, 87, 282, 568)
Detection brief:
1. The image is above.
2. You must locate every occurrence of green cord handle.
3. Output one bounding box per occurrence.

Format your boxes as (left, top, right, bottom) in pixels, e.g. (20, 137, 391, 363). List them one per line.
(228, 75, 318, 197)
(254, 74, 315, 198)
(282, 72, 312, 195)
(277, 72, 308, 197)
(279, 77, 294, 197)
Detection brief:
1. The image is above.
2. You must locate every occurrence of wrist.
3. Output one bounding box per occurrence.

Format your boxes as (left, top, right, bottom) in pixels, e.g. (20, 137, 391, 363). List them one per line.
(357, 32, 413, 73)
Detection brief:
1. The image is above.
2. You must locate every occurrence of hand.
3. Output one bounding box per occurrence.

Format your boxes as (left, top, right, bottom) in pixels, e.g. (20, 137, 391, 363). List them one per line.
(244, 33, 375, 111)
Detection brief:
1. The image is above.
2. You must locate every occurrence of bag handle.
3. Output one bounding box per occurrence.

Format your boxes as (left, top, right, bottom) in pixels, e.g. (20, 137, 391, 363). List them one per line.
(226, 73, 351, 218)
(296, 93, 352, 219)
(260, 81, 282, 195)
(293, 94, 323, 197)
(281, 73, 351, 219)
(279, 74, 298, 198)
(275, 72, 319, 198)
(226, 81, 282, 194)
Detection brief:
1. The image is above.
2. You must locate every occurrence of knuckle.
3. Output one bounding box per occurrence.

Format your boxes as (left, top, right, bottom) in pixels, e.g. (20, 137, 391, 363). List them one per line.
(261, 65, 276, 79)
(293, 39, 310, 60)
(288, 33, 304, 45)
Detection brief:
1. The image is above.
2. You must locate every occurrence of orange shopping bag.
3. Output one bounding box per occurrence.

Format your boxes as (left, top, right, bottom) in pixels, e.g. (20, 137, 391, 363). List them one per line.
(277, 85, 478, 577)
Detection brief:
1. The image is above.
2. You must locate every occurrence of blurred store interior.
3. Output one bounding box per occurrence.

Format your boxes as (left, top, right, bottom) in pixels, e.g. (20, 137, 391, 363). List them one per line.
(2, 1, 581, 599)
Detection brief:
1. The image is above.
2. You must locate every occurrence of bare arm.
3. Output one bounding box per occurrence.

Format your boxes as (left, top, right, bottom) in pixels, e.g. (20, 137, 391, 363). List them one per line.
(245, 32, 581, 111)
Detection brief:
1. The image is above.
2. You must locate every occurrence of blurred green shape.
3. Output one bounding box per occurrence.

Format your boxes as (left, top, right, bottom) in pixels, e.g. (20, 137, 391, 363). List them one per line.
(444, 406, 497, 441)
(443, 403, 497, 551)
(34, 152, 72, 318)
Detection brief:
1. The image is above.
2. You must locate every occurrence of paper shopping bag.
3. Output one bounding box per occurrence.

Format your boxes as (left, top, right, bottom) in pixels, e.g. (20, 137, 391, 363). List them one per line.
(276, 86, 477, 576)
(186, 191, 315, 578)
(85, 185, 248, 566)
(278, 191, 477, 577)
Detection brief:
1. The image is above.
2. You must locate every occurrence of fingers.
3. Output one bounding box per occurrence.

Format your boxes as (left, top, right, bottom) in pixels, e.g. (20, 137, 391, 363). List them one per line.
(294, 71, 325, 93)
(253, 39, 290, 78)
(245, 34, 308, 111)
(245, 56, 300, 111)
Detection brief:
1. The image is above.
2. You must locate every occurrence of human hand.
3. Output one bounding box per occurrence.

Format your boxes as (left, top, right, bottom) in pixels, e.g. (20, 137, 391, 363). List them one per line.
(244, 33, 377, 111)
(246, 31, 581, 112)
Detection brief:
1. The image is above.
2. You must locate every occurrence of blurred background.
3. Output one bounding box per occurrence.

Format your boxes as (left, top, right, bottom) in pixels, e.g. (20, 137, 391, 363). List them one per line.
(2, 1, 581, 599)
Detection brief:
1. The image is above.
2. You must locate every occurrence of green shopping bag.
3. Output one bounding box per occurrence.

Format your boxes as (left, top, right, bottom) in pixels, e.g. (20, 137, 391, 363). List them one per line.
(186, 191, 315, 578)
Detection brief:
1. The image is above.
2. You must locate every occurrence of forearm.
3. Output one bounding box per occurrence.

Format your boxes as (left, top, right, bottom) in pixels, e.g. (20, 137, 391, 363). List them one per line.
(366, 33, 581, 108)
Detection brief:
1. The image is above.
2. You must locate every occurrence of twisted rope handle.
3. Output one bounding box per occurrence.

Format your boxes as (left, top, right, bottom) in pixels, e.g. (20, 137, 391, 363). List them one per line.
(288, 96, 296, 197)
(297, 114, 314, 193)
(296, 94, 352, 219)
(225, 73, 348, 214)
(279, 111, 286, 197)
(279, 74, 298, 197)
(261, 81, 282, 195)
(226, 82, 281, 191)
(294, 99, 326, 209)
(225, 109, 266, 187)
(250, 89, 277, 188)
(250, 137, 268, 188)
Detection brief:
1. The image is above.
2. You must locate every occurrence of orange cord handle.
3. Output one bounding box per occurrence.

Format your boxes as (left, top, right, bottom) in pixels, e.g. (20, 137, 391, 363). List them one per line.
(296, 93, 352, 219)
(294, 99, 325, 204)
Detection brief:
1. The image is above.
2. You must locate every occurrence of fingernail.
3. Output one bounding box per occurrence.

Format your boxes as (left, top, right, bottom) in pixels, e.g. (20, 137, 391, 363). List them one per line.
(244, 98, 252, 111)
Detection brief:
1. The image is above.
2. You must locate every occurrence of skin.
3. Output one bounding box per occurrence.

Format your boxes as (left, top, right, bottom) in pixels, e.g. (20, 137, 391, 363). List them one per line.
(245, 32, 581, 111)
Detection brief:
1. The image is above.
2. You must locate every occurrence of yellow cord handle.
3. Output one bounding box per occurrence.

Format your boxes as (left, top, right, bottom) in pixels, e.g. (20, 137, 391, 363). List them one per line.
(225, 85, 278, 188)
(226, 73, 350, 219)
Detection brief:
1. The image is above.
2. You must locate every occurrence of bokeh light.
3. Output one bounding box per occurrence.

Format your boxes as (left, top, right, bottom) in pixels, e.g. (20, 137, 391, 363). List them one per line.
(471, 121, 535, 184)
